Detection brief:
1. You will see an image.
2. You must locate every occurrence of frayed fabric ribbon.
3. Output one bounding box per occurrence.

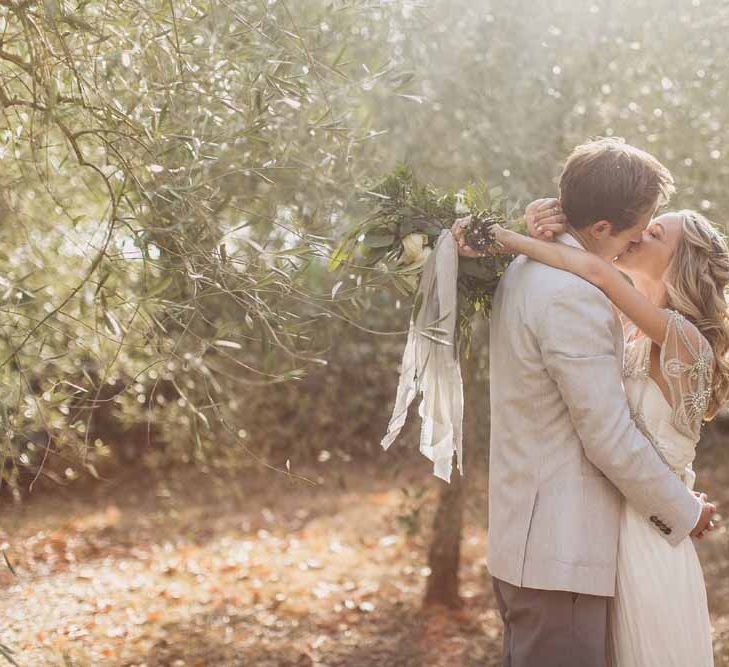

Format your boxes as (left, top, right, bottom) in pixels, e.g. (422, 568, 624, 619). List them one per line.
(380, 228, 464, 483)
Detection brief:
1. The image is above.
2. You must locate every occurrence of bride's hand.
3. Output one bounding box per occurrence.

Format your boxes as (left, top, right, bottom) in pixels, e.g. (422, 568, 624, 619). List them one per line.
(525, 197, 567, 240)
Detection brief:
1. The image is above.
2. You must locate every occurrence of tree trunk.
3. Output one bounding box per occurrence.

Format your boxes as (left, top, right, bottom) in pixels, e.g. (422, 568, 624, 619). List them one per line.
(423, 462, 465, 608)
(423, 330, 482, 608)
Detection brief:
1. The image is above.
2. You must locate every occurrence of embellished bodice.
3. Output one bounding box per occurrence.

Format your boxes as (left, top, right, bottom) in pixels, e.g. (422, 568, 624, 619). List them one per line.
(623, 336, 696, 482)
(621, 309, 714, 486)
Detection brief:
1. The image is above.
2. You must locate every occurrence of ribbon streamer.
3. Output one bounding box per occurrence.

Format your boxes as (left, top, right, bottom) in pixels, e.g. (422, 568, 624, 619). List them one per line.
(380, 228, 464, 483)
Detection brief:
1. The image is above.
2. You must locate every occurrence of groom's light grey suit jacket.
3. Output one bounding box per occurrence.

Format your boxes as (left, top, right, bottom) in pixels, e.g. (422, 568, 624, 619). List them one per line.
(486, 233, 702, 597)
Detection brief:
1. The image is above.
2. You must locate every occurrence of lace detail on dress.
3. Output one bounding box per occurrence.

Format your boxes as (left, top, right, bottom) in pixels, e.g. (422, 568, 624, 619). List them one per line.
(621, 309, 713, 441)
(623, 339, 685, 478)
(623, 333, 650, 379)
(620, 310, 712, 481)
(659, 309, 714, 440)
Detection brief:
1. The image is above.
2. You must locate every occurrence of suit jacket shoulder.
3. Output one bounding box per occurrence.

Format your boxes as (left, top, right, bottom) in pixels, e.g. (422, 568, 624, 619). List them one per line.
(502, 254, 615, 329)
(522, 254, 610, 300)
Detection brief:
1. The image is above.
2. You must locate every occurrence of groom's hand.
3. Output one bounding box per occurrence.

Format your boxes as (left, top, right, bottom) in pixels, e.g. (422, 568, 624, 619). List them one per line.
(690, 492, 718, 539)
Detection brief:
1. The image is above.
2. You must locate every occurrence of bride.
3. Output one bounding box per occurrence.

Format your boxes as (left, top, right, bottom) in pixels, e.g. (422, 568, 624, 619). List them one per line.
(485, 201, 729, 666)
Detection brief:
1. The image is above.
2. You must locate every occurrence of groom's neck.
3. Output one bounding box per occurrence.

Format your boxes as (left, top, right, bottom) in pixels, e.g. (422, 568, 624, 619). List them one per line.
(565, 225, 613, 261)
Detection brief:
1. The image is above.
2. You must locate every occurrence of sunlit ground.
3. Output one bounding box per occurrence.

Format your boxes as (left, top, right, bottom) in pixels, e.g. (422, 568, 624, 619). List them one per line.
(1, 453, 728, 666)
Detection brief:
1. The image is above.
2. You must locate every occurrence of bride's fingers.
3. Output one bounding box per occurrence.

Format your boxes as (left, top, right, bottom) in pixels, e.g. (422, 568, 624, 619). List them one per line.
(535, 220, 567, 237)
(534, 207, 566, 223)
(533, 227, 553, 240)
(533, 222, 565, 243)
(525, 198, 553, 222)
(698, 520, 716, 539)
(534, 217, 566, 235)
(535, 204, 562, 221)
(535, 222, 565, 235)
(527, 200, 565, 239)
(536, 197, 560, 212)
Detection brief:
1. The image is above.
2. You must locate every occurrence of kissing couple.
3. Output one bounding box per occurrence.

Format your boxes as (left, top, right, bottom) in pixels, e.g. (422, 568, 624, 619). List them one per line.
(452, 137, 728, 666)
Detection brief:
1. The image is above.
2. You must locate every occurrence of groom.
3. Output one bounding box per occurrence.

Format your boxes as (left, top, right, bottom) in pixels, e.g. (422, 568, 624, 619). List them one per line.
(453, 137, 716, 666)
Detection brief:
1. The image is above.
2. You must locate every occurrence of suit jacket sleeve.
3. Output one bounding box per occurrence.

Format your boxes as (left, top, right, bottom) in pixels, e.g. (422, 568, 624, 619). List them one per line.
(539, 280, 701, 546)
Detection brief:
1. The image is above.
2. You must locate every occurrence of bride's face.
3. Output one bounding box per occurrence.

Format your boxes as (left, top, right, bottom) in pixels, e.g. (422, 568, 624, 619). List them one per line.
(614, 213, 684, 281)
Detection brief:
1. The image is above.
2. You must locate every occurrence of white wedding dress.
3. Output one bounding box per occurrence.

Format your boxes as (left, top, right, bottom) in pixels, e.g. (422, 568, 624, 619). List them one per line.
(609, 309, 714, 666)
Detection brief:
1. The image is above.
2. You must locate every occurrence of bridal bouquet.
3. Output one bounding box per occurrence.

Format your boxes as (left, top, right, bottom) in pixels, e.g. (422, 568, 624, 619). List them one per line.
(332, 164, 521, 353)
(331, 165, 524, 483)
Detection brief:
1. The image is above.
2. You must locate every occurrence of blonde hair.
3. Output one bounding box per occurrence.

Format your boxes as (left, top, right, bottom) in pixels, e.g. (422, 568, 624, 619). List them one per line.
(665, 210, 729, 419)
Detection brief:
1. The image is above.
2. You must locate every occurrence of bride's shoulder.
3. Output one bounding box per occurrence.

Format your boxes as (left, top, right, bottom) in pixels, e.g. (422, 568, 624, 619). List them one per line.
(660, 308, 713, 368)
(663, 308, 710, 348)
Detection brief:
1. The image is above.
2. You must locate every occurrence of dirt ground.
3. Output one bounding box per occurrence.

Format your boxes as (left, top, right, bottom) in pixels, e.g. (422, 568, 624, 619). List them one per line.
(1, 449, 728, 667)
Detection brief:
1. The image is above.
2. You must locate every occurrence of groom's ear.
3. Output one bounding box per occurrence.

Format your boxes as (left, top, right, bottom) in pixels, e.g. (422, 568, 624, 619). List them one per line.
(589, 219, 614, 239)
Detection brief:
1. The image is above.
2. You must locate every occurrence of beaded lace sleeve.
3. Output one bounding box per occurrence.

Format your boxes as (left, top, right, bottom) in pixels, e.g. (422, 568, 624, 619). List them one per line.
(660, 309, 714, 440)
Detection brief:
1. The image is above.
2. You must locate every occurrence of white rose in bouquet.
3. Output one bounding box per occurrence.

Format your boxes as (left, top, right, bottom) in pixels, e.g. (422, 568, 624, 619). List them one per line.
(398, 232, 432, 266)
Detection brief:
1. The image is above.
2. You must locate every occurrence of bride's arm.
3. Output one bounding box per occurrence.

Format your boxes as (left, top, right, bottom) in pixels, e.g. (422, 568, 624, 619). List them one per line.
(492, 226, 671, 346)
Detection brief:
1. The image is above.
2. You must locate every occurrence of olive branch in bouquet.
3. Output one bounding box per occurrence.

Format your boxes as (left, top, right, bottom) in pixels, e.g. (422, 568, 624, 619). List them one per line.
(330, 164, 525, 356)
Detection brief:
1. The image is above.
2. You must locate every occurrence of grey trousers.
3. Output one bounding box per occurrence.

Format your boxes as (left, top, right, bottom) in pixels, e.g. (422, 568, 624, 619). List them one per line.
(492, 577, 609, 667)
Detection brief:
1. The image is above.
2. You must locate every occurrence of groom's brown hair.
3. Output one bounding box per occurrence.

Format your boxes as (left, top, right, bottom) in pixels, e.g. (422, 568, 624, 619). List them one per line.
(559, 137, 675, 233)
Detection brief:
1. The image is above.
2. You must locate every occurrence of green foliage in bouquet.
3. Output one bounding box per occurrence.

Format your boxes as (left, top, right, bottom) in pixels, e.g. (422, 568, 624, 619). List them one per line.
(331, 164, 525, 356)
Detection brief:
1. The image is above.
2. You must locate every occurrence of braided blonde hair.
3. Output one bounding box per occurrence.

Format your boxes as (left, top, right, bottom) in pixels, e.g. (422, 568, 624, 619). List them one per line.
(665, 210, 729, 419)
